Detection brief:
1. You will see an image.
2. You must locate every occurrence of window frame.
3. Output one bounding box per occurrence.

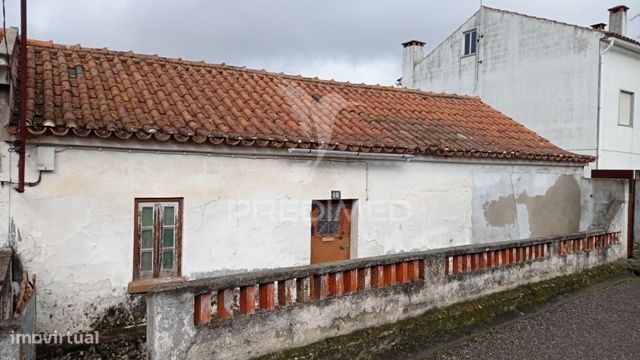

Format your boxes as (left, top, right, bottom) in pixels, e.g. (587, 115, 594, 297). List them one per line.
(618, 90, 635, 127)
(463, 29, 478, 56)
(133, 197, 183, 281)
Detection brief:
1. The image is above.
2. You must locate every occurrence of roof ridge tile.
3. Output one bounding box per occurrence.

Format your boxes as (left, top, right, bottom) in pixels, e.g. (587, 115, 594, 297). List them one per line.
(27, 38, 480, 100)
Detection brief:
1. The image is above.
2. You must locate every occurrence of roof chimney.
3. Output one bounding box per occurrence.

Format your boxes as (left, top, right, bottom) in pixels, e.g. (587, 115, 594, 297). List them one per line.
(401, 40, 425, 89)
(608, 5, 629, 35)
(591, 23, 606, 31)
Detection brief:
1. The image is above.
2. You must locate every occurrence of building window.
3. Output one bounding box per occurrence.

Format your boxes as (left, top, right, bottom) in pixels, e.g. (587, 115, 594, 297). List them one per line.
(463, 29, 477, 56)
(133, 198, 183, 280)
(619, 90, 634, 127)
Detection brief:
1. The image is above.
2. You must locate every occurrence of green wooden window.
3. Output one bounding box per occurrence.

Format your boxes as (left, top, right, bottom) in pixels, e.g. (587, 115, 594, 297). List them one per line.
(134, 199, 182, 280)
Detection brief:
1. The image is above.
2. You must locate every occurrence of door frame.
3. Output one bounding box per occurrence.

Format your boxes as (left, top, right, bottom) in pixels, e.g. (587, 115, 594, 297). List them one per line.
(309, 199, 356, 264)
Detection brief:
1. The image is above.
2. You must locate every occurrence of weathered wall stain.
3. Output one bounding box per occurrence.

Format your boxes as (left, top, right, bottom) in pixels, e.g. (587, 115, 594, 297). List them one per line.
(517, 175, 581, 237)
(483, 175, 581, 237)
(89, 295, 146, 331)
(588, 179, 625, 231)
(483, 195, 517, 227)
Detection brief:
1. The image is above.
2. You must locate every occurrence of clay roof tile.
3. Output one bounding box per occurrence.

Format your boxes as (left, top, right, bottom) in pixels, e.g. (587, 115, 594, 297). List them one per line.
(13, 39, 593, 164)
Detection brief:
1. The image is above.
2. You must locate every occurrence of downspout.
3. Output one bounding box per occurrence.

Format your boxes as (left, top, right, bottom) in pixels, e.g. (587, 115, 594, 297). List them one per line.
(596, 37, 615, 170)
(629, 177, 635, 258)
(16, 0, 27, 193)
(473, 6, 484, 94)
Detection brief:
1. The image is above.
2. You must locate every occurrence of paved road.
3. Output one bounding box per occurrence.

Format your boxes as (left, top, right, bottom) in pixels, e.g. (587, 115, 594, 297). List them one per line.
(427, 275, 640, 360)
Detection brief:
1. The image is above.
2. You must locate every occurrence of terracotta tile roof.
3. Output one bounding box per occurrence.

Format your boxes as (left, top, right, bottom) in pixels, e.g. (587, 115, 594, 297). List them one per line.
(604, 32, 640, 47)
(13, 40, 593, 163)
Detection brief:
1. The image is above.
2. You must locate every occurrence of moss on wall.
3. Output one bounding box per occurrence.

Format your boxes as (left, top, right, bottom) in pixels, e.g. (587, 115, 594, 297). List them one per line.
(262, 260, 628, 360)
(35, 325, 146, 360)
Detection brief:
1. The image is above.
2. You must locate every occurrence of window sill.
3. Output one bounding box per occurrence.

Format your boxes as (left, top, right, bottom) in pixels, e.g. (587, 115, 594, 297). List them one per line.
(128, 277, 185, 294)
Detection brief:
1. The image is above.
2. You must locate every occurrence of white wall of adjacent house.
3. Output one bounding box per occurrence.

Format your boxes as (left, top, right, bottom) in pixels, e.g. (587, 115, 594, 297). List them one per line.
(598, 44, 640, 169)
(405, 7, 603, 162)
(0, 138, 622, 333)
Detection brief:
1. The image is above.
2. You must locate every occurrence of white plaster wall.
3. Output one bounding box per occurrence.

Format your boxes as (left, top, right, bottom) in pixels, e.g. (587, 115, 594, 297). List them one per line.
(356, 161, 472, 255)
(0, 142, 586, 333)
(408, 10, 480, 95)
(0, 142, 14, 249)
(599, 45, 640, 169)
(410, 7, 602, 157)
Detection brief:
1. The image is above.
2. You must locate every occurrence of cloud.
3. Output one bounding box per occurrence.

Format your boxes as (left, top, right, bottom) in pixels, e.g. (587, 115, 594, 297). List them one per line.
(4, 0, 639, 85)
(246, 55, 400, 85)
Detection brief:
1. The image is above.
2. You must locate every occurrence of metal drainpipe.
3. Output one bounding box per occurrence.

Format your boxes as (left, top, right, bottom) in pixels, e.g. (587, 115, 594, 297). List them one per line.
(596, 37, 615, 170)
(473, 7, 483, 95)
(629, 177, 636, 258)
(16, 0, 27, 193)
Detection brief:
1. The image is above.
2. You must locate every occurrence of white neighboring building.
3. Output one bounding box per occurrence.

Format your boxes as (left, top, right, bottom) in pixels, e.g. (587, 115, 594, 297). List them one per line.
(401, 5, 640, 171)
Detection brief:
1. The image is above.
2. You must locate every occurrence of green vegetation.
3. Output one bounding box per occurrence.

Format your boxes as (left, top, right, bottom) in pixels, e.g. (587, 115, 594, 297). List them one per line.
(262, 260, 628, 360)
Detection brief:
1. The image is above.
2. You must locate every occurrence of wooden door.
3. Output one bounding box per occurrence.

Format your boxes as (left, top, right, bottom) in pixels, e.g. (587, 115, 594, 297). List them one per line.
(310, 200, 352, 264)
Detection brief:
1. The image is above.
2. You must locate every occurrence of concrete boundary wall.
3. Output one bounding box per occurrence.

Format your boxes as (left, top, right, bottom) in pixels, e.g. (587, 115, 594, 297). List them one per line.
(147, 230, 624, 360)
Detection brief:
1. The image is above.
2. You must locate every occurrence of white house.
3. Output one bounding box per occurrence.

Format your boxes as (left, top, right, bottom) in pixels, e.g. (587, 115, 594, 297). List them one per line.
(401, 5, 640, 171)
(0, 29, 625, 337)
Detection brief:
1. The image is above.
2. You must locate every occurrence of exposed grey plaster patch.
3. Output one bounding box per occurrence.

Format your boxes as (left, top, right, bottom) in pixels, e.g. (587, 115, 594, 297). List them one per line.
(482, 175, 580, 237)
(516, 175, 580, 237)
(483, 194, 517, 227)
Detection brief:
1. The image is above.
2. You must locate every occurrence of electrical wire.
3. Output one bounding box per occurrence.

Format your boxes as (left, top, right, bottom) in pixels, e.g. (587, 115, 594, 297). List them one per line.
(0, 169, 42, 187)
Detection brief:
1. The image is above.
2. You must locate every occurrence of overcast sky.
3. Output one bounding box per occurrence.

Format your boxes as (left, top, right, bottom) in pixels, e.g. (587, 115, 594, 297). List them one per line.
(4, 0, 640, 85)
